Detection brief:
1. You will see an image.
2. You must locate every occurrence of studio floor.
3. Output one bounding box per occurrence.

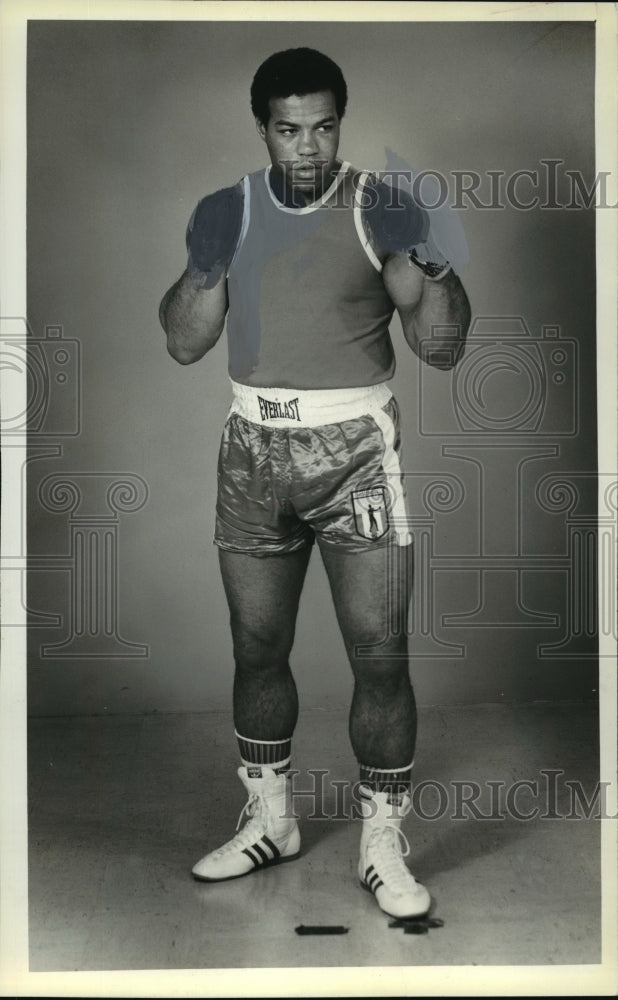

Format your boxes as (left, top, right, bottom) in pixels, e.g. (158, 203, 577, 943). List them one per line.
(28, 702, 602, 973)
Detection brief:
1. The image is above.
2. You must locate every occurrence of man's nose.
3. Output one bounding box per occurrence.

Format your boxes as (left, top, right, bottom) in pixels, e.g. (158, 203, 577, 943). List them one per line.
(297, 130, 319, 156)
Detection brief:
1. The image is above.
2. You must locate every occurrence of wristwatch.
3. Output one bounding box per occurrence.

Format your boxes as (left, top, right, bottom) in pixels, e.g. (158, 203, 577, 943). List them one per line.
(408, 248, 451, 280)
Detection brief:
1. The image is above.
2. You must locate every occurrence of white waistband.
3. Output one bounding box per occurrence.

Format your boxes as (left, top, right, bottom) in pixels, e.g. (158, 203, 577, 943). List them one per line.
(229, 380, 393, 427)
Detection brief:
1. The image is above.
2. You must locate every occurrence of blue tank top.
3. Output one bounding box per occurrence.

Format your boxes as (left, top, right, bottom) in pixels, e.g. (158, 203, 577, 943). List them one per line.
(226, 162, 396, 389)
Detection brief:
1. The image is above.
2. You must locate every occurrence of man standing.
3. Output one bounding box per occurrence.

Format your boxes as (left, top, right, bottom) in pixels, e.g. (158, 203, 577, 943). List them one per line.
(159, 48, 470, 920)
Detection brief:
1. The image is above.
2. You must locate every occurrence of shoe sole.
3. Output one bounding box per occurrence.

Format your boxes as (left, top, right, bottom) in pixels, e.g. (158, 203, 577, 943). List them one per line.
(359, 878, 431, 919)
(192, 851, 301, 884)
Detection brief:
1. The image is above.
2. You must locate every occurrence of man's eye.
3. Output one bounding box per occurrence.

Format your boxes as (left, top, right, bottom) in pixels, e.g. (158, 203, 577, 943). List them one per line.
(278, 129, 295, 136)
(319, 125, 333, 132)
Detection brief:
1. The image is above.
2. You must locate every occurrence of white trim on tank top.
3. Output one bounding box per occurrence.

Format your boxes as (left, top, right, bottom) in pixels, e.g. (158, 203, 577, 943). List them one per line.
(229, 162, 383, 276)
(229, 174, 251, 270)
(354, 171, 383, 273)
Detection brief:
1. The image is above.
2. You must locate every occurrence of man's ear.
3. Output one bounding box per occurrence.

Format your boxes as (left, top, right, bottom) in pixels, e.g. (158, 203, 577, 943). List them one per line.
(256, 119, 267, 141)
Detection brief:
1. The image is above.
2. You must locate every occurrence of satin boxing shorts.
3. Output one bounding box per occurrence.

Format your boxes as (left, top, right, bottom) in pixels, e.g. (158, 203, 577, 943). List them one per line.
(214, 381, 413, 556)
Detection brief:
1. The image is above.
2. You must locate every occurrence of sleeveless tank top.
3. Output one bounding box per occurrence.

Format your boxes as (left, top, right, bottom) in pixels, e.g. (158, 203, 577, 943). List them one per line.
(226, 162, 396, 390)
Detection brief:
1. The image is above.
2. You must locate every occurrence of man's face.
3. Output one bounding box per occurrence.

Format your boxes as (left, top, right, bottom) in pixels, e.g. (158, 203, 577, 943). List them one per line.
(257, 90, 341, 199)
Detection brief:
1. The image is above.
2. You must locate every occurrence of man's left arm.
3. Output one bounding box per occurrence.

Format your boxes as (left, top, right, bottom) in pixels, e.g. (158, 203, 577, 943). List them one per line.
(382, 253, 471, 370)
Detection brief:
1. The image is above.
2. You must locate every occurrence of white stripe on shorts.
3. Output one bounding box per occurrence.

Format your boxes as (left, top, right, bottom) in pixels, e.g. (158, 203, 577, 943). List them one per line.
(370, 405, 413, 547)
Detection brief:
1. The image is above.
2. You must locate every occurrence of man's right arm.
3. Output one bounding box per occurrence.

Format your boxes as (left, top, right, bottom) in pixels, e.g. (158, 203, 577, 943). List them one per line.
(159, 182, 244, 365)
(159, 269, 228, 365)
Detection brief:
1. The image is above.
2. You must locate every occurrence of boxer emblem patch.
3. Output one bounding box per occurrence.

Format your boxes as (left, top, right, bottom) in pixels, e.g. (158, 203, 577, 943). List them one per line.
(352, 486, 389, 540)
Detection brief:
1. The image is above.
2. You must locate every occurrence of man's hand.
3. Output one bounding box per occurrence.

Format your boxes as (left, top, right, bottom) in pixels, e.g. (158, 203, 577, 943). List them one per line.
(159, 182, 244, 365)
(362, 175, 470, 369)
(187, 184, 244, 287)
(363, 178, 430, 256)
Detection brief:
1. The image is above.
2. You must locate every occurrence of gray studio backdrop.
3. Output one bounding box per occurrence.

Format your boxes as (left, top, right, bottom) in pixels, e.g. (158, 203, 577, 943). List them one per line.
(26, 19, 598, 716)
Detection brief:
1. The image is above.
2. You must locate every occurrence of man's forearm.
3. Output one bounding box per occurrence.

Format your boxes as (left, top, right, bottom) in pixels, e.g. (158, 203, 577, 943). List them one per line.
(410, 270, 471, 370)
(159, 270, 227, 365)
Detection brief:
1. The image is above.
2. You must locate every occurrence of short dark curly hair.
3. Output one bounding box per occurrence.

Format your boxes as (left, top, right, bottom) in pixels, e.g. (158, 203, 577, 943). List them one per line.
(250, 48, 348, 125)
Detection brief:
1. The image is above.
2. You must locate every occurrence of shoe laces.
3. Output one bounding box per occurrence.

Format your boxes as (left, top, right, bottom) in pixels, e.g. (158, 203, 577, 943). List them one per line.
(210, 794, 266, 857)
(367, 824, 416, 888)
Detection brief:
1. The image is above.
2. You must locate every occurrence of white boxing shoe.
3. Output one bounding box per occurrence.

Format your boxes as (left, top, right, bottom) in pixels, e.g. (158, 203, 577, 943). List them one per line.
(358, 784, 431, 919)
(192, 766, 300, 882)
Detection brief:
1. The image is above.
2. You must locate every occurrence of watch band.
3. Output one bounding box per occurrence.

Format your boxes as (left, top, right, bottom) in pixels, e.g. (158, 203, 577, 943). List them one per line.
(408, 248, 451, 280)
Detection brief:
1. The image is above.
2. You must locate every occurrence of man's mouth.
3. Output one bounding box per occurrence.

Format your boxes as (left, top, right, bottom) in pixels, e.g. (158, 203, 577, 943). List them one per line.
(290, 160, 326, 173)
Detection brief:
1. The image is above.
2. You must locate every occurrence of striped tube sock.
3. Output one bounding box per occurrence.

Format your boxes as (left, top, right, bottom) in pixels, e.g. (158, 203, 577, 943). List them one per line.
(235, 732, 292, 776)
(359, 761, 414, 796)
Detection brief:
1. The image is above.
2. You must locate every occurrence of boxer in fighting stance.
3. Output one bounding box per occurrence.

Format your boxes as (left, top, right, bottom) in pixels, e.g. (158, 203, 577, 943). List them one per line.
(160, 48, 470, 919)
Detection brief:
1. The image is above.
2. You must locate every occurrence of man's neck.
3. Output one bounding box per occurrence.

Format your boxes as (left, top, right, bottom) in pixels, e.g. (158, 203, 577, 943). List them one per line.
(269, 161, 342, 207)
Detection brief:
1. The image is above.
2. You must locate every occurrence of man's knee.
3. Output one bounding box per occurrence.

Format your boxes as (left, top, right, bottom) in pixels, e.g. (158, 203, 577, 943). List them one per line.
(230, 616, 294, 671)
(343, 611, 408, 659)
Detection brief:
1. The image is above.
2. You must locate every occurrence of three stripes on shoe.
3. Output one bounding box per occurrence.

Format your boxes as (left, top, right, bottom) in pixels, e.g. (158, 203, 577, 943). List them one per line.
(363, 864, 384, 894)
(241, 834, 282, 869)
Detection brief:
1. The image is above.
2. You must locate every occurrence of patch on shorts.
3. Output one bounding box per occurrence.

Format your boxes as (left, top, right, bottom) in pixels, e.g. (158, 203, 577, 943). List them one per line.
(351, 486, 389, 540)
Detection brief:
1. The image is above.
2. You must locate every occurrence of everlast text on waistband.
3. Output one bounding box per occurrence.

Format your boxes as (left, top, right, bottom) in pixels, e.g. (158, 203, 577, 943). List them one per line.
(257, 396, 301, 422)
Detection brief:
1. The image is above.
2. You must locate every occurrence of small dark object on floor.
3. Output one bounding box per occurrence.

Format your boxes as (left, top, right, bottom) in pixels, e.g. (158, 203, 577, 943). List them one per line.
(388, 916, 444, 932)
(404, 922, 429, 934)
(295, 924, 349, 935)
